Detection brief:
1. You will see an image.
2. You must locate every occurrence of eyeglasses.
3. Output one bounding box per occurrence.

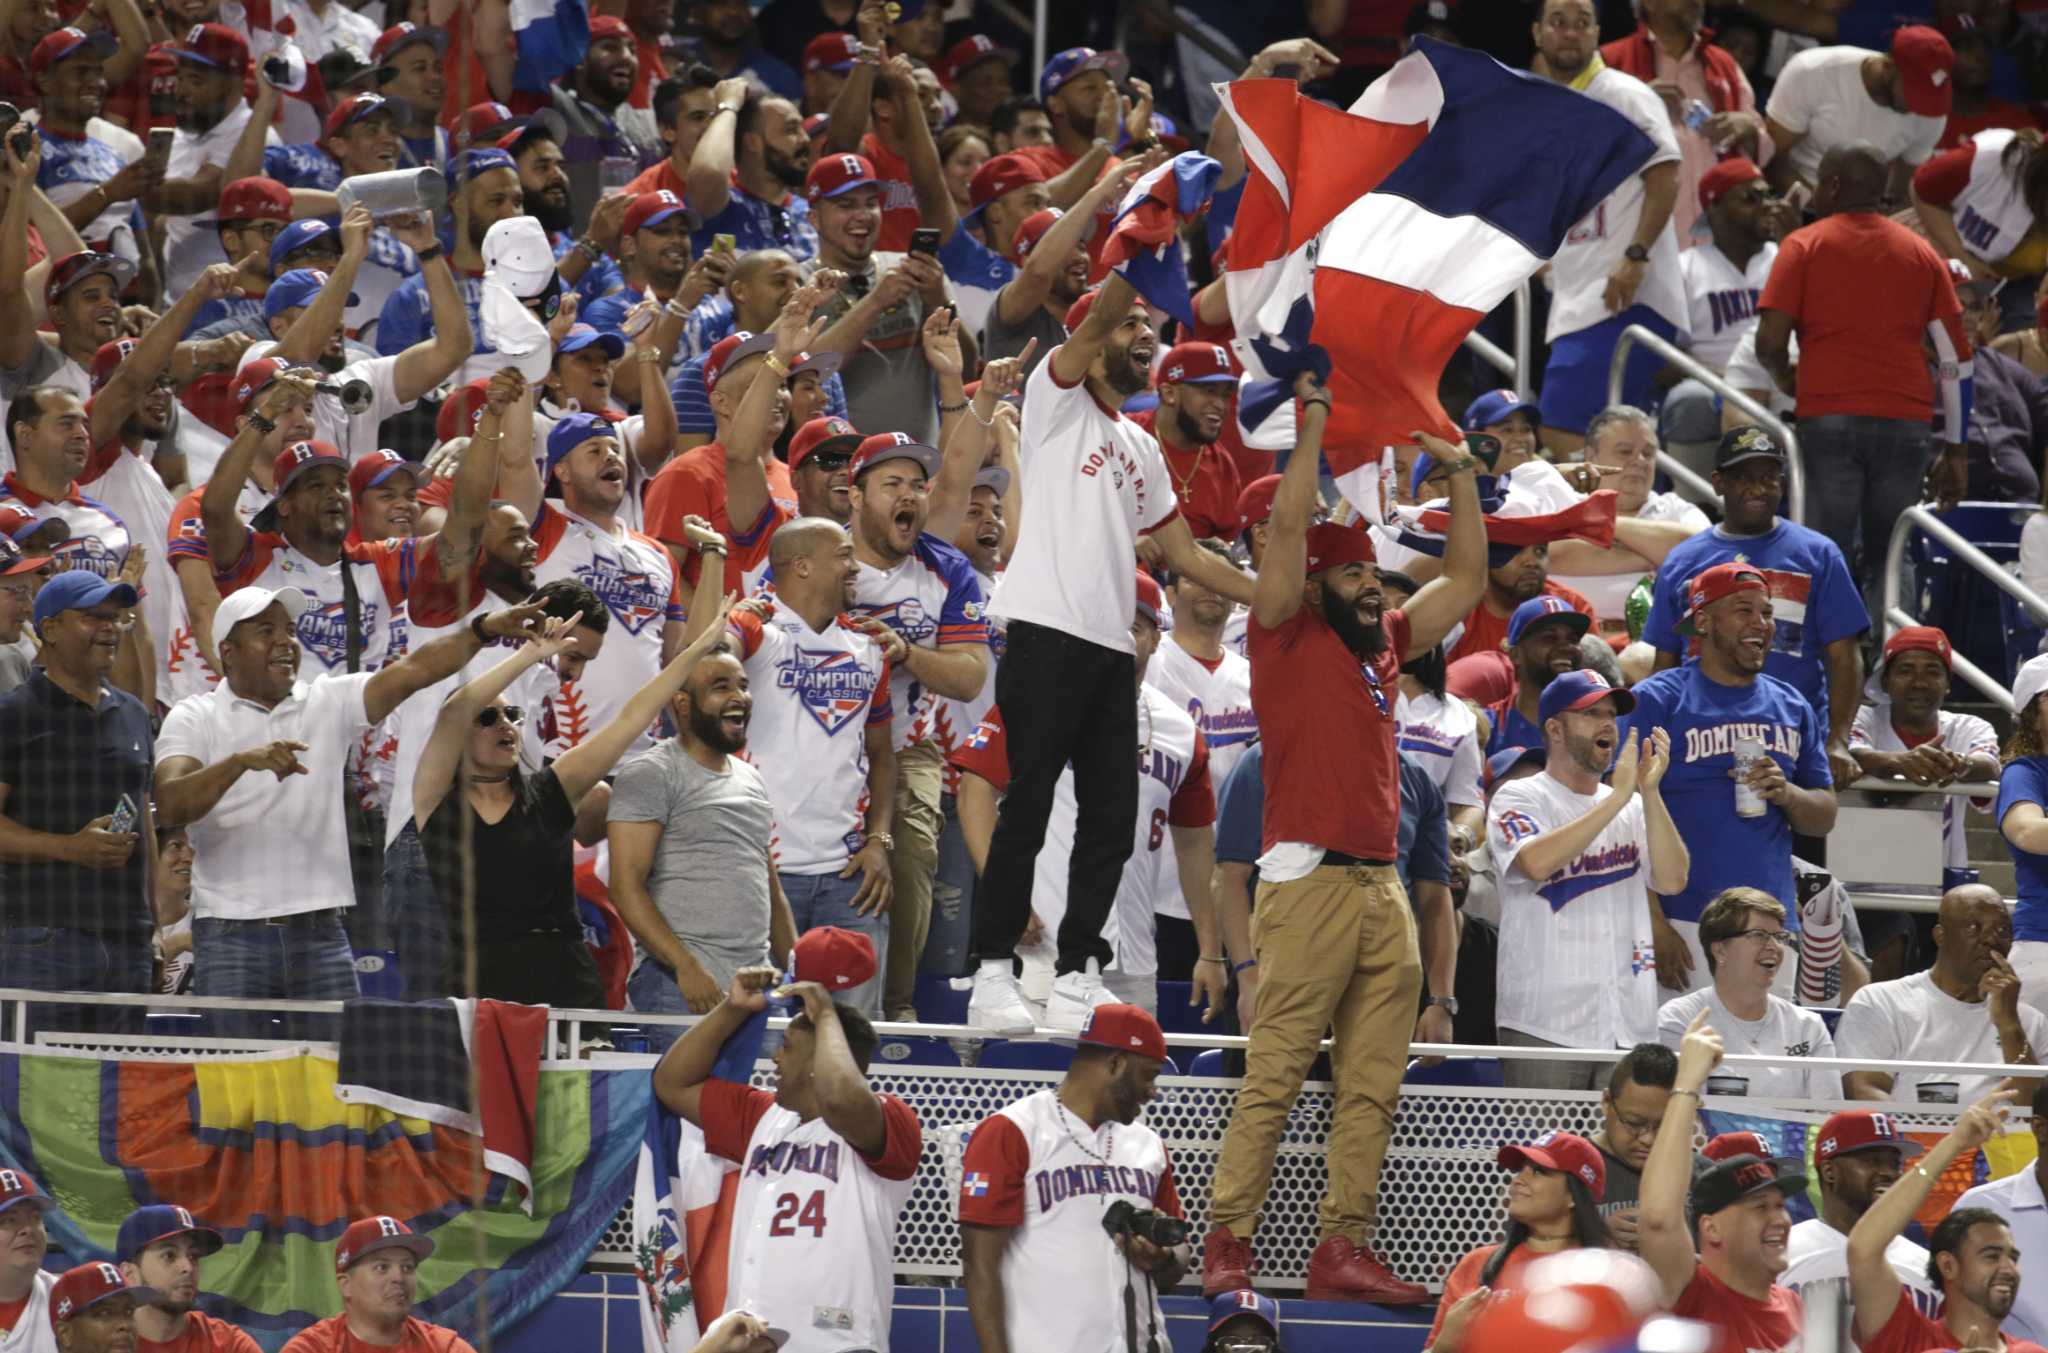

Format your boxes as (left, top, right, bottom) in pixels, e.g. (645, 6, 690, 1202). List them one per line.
(1605, 1097, 1660, 1136)
(1736, 928, 1795, 947)
(476, 705, 525, 728)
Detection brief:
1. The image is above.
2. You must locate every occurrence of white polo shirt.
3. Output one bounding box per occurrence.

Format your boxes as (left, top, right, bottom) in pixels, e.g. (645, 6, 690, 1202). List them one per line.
(1953, 1167, 2048, 1345)
(156, 671, 375, 920)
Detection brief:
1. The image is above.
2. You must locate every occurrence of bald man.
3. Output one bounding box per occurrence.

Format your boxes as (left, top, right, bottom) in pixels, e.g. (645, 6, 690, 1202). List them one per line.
(1835, 884, 2044, 1102)
(669, 251, 845, 449)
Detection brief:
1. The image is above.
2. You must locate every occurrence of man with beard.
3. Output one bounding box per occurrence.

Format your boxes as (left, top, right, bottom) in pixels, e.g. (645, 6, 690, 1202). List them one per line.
(622, 65, 721, 201)
(1849, 625, 1999, 881)
(375, 150, 523, 387)
(1134, 342, 1243, 543)
(580, 190, 734, 400)
(118, 1206, 257, 1353)
(843, 431, 988, 1022)
(670, 250, 852, 448)
(370, 24, 447, 171)
(960, 1003, 1188, 1353)
(1954, 1079, 2048, 1344)
(1848, 1093, 2046, 1353)
(279, 1218, 475, 1353)
(1199, 378, 1482, 1304)
(1643, 425, 1867, 792)
(801, 153, 947, 442)
(0, 1172, 57, 1353)
(981, 161, 1135, 373)
(967, 271, 1255, 1036)
(1444, 542, 1594, 666)
(30, 27, 155, 269)
(687, 89, 820, 260)
(1780, 1110, 1942, 1348)
(1489, 674, 1686, 1090)
(1640, 1014, 1807, 1351)
(1475, 597, 1590, 758)
(521, 14, 662, 226)
(678, 0, 799, 103)
(155, 25, 277, 298)
(501, 125, 627, 308)
(676, 514, 893, 1013)
(1622, 562, 1837, 992)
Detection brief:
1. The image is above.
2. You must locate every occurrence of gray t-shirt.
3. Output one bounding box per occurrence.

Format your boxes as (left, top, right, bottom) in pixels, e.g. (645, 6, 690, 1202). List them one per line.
(981, 291, 1064, 379)
(803, 251, 939, 444)
(608, 740, 776, 981)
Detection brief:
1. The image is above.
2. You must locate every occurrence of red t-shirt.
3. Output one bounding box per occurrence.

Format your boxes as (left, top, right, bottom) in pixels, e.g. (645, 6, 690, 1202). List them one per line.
(1939, 100, 2041, 149)
(278, 1315, 478, 1353)
(1757, 211, 1966, 423)
(1445, 582, 1596, 666)
(1425, 1244, 1543, 1347)
(1862, 1285, 2048, 1353)
(858, 131, 921, 255)
(641, 442, 798, 591)
(624, 157, 688, 201)
(139, 1311, 264, 1353)
(0, 1293, 30, 1338)
(1248, 604, 1411, 860)
(1013, 143, 1122, 281)
(1128, 407, 1244, 544)
(1670, 1264, 1803, 1353)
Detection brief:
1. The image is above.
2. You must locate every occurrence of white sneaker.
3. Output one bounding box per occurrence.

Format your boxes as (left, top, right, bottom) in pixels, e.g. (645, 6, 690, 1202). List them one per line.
(1045, 963, 1112, 1035)
(967, 968, 1038, 1035)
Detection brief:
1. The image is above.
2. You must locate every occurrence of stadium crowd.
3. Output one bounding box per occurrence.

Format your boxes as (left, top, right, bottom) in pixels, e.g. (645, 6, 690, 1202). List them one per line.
(1, 0, 2048, 1347)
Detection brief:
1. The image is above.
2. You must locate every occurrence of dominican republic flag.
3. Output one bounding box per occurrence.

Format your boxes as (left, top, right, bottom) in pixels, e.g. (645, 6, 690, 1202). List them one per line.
(510, 0, 590, 92)
(1217, 37, 1656, 474)
(1099, 151, 1222, 328)
(632, 1090, 741, 1353)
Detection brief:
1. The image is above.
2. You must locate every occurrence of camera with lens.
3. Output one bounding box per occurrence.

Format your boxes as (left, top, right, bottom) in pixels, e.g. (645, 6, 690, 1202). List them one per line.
(1100, 1200, 1189, 1250)
(0, 103, 35, 162)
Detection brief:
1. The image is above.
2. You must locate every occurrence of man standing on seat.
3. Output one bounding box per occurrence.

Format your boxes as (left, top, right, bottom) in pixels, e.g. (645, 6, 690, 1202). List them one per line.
(1200, 376, 1486, 1305)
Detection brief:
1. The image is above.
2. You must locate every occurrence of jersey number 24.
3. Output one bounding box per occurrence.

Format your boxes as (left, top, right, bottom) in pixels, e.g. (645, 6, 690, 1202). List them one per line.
(770, 1190, 827, 1237)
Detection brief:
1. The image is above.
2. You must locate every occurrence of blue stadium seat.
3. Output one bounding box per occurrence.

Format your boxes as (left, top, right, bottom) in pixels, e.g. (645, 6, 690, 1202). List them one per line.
(1402, 1056, 1504, 1088)
(872, 1037, 962, 1068)
(1911, 502, 2030, 682)
(1998, 580, 2044, 680)
(977, 1040, 1073, 1071)
(913, 973, 968, 1027)
(1813, 1008, 1842, 1035)
(1186, 1049, 1228, 1078)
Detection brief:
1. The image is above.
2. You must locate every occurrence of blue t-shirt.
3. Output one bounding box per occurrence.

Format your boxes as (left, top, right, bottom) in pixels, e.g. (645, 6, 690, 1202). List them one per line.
(1487, 703, 1545, 759)
(185, 294, 269, 339)
(1209, 743, 1445, 894)
(582, 285, 732, 361)
(263, 143, 342, 190)
(378, 270, 489, 359)
(1994, 756, 2048, 941)
(690, 187, 817, 262)
(1642, 518, 1867, 724)
(552, 233, 626, 308)
(938, 227, 1012, 297)
(1620, 662, 1831, 923)
(1215, 741, 1264, 870)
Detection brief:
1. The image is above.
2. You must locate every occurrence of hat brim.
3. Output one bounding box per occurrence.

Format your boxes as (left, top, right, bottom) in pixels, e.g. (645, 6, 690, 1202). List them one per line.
(1497, 1143, 1566, 1175)
(1692, 1161, 1809, 1214)
(632, 204, 701, 234)
(68, 1284, 162, 1318)
(949, 46, 1019, 82)
(790, 433, 863, 472)
(333, 99, 412, 136)
(791, 350, 843, 378)
(342, 1233, 436, 1270)
(1555, 686, 1636, 719)
(973, 466, 1012, 498)
(1463, 398, 1540, 431)
(855, 443, 943, 482)
(1046, 50, 1129, 97)
(355, 460, 421, 495)
(1048, 1034, 1179, 1073)
(1164, 372, 1237, 386)
(1824, 1137, 1926, 1163)
(559, 331, 628, 361)
(170, 47, 237, 68)
(813, 176, 882, 200)
(1511, 610, 1593, 646)
(1715, 446, 1786, 471)
(134, 1224, 226, 1259)
(0, 553, 50, 576)
(0, 1193, 55, 1215)
(707, 332, 780, 388)
(39, 30, 119, 72)
(378, 28, 449, 64)
(52, 254, 139, 301)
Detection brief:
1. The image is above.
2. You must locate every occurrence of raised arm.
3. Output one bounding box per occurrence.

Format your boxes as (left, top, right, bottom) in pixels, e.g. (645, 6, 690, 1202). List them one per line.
(1639, 1011, 1715, 1306)
(436, 369, 532, 582)
(650, 966, 778, 1121)
(728, 275, 837, 533)
(202, 371, 318, 572)
(1636, 729, 1690, 895)
(1398, 431, 1486, 653)
(685, 78, 750, 221)
(223, 78, 280, 187)
(780, 981, 888, 1154)
(94, 264, 238, 446)
(927, 342, 1030, 540)
(273, 207, 373, 366)
(1512, 734, 1643, 880)
(386, 212, 472, 403)
(154, 739, 309, 829)
(821, 5, 885, 156)
(994, 159, 1144, 327)
(1048, 269, 1136, 386)
(0, 139, 43, 369)
(411, 611, 584, 827)
(1247, 372, 1327, 630)
(362, 601, 548, 726)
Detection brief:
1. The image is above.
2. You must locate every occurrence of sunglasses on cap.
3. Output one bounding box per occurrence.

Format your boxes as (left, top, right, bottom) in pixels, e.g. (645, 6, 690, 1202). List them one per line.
(476, 705, 525, 728)
(522, 273, 564, 322)
(810, 450, 852, 470)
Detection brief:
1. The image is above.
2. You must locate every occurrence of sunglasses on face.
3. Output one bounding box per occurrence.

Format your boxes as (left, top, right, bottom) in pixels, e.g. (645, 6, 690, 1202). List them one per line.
(476, 705, 524, 728)
(810, 451, 851, 471)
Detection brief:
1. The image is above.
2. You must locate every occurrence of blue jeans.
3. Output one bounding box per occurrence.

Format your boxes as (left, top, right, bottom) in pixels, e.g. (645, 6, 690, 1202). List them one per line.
(1797, 413, 1934, 623)
(193, 912, 359, 1040)
(781, 869, 887, 1016)
(923, 795, 975, 979)
(0, 927, 149, 1037)
(384, 827, 446, 1000)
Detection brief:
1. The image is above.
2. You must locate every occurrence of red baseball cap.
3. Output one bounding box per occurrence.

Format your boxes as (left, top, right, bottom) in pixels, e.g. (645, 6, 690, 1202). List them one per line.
(171, 21, 248, 70)
(254, 440, 347, 531)
(1680, 561, 1769, 632)
(701, 331, 777, 393)
(1697, 156, 1764, 212)
(1007, 207, 1064, 265)
(967, 152, 1046, 220)
(1889, 25, 1954, 117)
(1303, 522, 1375, 574)
(791, 926, 876, 992)
(334, 1216, 435, 1273)
(436, 379, 492, 443)
(802, 31, 861, 75)
(941, 33, 1018, 87)
(1134, 569, 1162, 627)
(1157, 340, 1236, 386)
(1235, 474, 1280, 534)
(218, 176, 293, 224)
(0, 1168, 54, 1217)
(622, 189, 698, 237)
(1702, 1130, 1776, 1163)
(371, 22, 446, 65)
(1815, 1110, 1925, 1166)
(1073, 1002, 1171, 1066)
(805, 152, 880, 200)
(0, 537, 49, 577)
(1063, 288, 1099, 333)
(849, 431, 941, 482)
(44, 250, 136, 309)
(233, 357, 292, 413)
(349, 448, 419, 498)
(89, 338, 138, 393)
(453, 101, 565, 149)
(50, 1262, 160, 1325)
(1881, 624, 1953, 672)
(324, 91, 403, 140)
(588, 13, 633, 44)
(787, 416, 862, 472)
(1498, 1130, 1606, 1203)
(30, 26, 115, 76)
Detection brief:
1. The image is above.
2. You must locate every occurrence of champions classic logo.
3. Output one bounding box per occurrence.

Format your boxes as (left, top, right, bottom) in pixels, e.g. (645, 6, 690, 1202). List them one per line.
(777, 648, 879, 734)
(573, 557, 665, 635)
(52, 536, 124, 580)
(298, 597, 377, 669)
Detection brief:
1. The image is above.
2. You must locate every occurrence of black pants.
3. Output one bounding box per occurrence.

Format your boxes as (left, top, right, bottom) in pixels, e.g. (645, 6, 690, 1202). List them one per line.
(972, 621, 1137, 974)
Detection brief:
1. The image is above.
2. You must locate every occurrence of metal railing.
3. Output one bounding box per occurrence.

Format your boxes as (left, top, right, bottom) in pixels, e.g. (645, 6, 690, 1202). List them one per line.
(1881, 503, 2048, 711)
(1460, 282, 1533, 402)
(1607, 323, 1805, 522)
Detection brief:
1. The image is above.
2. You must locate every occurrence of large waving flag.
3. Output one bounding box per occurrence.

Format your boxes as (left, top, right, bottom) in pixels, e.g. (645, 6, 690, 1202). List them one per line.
(1099, 151, 1222, 328)
(510, 0, 590, 91)
(1218, 37, 1657, 473)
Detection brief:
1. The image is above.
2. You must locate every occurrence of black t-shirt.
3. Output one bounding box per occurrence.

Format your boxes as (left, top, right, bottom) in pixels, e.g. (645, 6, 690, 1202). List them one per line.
(419, 767, 580, 941)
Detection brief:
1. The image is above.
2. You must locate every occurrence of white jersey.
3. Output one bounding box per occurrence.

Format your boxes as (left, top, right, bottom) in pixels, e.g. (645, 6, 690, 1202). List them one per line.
(530, 501, 682, 759)
(1145, 638, 1253, 920)
(0, 479, 131, 580)
(957, 1087, 1181, 1353)
(727, 604, 889, 875)
(933, 566, 1000, 796)
(1679, 239, 1779, 370)
(1547, 67, 1687, 341)
(1766, 46, 1944, 189)
(698, 1078, 922, 1353)
(534, 403, 655, 534)
(1940, 129, 2040, 265)
(80, 444, 176, 690)
(1848, 704, 1998, 871)
(848, 532, 987, 751)
(1781, 1215, 1940, 1351)
(166, 102, 277, 296)
(240, 343, 415, 464)
(1222, 607, 1248, 657)
(1654, 987, 1839, 1099)
(991, 350, 1179, 654)
(1395, 689, 1483, 811)
(1554, 492, 1711, 626)
(1489, 770, 1660, 1048)
(0, 1269, 55, 1353)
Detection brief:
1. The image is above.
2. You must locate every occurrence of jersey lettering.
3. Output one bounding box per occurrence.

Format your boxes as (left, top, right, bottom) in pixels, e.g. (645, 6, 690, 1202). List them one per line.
(1537, 839, 1644, 911)
(745, 1138, 843, 1183)
(1032, 1162, 1160, 1212)
(573, 556, 666, 634)
(776, 648, 884, 735)
(1706, 287, 1760, 334)
(768, 1190, 828, 1237)
(1680, 721, 1803, 762)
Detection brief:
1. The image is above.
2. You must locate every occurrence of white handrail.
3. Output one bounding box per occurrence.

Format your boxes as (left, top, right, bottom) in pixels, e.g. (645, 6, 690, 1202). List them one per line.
(1880, 503, 2048, 711)
(1461, 282, 1533, 398)
(1606, 322, 1805, 522)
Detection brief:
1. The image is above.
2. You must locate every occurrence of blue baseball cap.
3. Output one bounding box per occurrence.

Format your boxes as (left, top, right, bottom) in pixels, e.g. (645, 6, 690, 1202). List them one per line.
(451, 147, 517, 184)
(117, 1205, 225, 1263)
(1462, 388, 1540, 432)
(1038, 46, 1128, 102)
(32, 569, 138, 631)
(1506, 594, 1591, 647)
(545, 412, 618, 472)
(1208, 1290, 1280, 1336)
(264, 268, 355, 320)
(556, 324, 626, 361)
(1537, 668, 1635, 725)
(268, 218, 338, 272)
(1486, 743, 1545, 788)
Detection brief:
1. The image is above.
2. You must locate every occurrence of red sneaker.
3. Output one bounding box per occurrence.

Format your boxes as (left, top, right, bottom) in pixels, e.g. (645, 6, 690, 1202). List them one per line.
(1303, 1236, 1427, 1304)
(1200, 1224, 1258, 1297)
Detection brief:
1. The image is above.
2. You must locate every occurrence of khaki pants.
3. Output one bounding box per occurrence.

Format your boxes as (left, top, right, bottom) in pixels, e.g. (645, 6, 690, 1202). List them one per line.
(883, 740, 946, 1015)
(1209, 862, 1421, 1245)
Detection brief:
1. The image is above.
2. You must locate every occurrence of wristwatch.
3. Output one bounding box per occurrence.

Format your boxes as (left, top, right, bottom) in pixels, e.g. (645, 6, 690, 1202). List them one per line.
(1426, 995, 1460, 1016)
(1623, 243, 1650, 264)
(868, 832, 894, 853)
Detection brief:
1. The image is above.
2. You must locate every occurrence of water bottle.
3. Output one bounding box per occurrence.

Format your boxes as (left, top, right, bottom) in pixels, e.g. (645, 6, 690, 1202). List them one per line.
(1682, 98, 1712, 133)
(336, 166, 447, 221)
(1733, 735, 1767, 817)
(1625, 575, 1654, 642)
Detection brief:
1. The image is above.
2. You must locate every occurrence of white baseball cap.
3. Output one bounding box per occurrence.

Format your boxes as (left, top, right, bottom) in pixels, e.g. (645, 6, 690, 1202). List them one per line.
(2016, 653, 2048, 717)
(481, 215, 557, 301)
(211, 585, 310, 653)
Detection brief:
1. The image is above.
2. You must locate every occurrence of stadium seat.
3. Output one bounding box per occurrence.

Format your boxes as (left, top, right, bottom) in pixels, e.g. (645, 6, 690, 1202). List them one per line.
(1999, 571, 2044, 679)
(976, 1040, 1072, 1071)
(871, 1037, 962, 1068)
(912, 973, 968, 1027)
(1402, 1056, 1504, 1088)
(1814, 1008, 1843, 1035)
(1186, 1049, 1228, 1078)
(1911, 502, 2030, 681)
